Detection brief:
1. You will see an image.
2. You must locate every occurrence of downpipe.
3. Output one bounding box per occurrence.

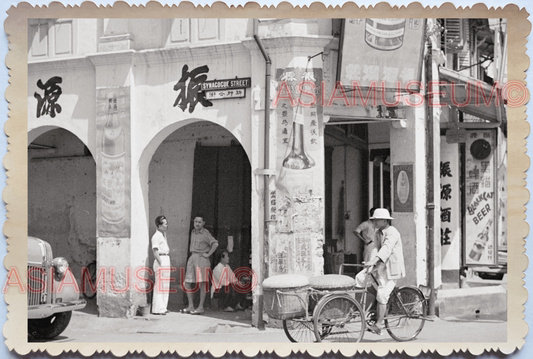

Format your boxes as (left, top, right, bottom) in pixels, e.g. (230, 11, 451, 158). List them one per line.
(253, 19, 272, 330)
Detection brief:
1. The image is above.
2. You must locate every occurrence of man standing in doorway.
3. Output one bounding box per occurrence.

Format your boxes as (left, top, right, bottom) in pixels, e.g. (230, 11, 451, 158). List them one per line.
(182, 214, 218, 315)
(353, 207, 377, 264)
(355, 208, 405, 335)
(152, 215, 171, 315)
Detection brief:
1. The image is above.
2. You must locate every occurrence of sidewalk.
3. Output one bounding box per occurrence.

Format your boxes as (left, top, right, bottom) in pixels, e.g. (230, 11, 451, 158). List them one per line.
(66, 304, 507, 343)
(70, 307, 278, 336)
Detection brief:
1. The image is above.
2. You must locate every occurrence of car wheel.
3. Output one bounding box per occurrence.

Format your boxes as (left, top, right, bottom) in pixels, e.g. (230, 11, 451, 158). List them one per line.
(28, 311, 72, 340)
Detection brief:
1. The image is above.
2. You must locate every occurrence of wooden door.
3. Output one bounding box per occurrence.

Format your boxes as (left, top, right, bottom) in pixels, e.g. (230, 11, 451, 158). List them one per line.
(190, 145, 251, 271)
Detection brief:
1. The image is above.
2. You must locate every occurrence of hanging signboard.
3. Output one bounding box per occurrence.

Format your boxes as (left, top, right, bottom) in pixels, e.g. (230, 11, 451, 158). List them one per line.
(440, 139, 461, 271)
(446, 128, 468, 143)
(339, 19, 426, 90)
(465, 129, 498, 266)
(393, 163, 414, 212)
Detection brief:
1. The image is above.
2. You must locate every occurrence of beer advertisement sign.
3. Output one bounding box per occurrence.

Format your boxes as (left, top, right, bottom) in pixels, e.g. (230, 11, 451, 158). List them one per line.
(465, 130, 497, 266)
(339, 18, 426, 89)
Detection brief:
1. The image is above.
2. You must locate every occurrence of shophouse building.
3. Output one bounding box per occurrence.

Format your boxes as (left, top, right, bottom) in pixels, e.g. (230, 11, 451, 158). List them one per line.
(27, 18, 507, 325)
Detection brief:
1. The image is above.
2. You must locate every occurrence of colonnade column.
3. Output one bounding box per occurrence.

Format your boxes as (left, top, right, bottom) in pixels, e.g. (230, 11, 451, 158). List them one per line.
(90, 53, 136, 318)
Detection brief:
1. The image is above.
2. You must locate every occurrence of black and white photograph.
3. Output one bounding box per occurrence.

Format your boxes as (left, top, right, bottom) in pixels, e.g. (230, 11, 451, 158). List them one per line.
(1, 2, 530, 357)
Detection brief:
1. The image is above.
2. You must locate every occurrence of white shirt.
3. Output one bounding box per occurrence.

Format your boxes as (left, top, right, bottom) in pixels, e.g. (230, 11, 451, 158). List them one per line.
(211, 262, 237, 296)
(151, 230, 169, 255)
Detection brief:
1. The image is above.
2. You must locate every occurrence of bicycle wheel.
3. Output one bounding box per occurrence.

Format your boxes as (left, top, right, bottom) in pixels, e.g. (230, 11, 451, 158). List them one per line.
(82, 261, 97, 299)
(313, 295, 365, 343)
(283, 318, 316, 342)
(385, 287, 426, 341)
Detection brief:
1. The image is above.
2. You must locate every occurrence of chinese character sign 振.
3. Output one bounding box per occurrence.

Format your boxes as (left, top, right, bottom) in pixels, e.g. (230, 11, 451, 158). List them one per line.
(173, 64, 213, 113)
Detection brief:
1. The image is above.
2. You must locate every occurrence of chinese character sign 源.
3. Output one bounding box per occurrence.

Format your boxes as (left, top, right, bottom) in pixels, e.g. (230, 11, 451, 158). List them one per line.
(34, 76, 63, 118)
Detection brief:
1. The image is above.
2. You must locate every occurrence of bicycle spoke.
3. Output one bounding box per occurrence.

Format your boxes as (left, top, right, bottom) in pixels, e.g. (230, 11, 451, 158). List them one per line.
(385, 287, 426, 341)
(283, 318, 316, 342)
(314, 296, 365, 343)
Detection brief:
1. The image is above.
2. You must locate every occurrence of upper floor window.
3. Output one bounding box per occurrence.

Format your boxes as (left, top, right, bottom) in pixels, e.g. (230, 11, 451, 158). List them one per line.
(165, 18, 222, 48)
(28, 19, 75, 60)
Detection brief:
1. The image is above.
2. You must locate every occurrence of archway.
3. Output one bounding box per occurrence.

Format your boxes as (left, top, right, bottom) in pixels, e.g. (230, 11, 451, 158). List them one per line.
(28, 127, 97, 311)
(147, 120, 252, 312)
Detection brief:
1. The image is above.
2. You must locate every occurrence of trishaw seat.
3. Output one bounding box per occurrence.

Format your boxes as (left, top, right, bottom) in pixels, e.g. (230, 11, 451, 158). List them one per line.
(309, 274, 356, 290)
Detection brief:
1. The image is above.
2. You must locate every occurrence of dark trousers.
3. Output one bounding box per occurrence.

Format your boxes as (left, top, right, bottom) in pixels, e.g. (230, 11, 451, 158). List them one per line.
(214, 285, 246, 309)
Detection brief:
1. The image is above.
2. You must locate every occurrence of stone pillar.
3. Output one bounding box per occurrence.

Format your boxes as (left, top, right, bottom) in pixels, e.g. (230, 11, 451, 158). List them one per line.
(90, 53, 137, 318)
(391, 102, 428, 288)
(260, 33, 332, 279)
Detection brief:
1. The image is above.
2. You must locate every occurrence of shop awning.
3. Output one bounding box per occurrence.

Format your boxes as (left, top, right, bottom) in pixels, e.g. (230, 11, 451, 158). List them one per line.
(324, 102, 407, 126)
(438, 67, 506, 123)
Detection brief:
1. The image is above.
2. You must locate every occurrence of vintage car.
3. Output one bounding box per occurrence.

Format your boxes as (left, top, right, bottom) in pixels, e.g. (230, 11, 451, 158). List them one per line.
(27, 236, 86, 340)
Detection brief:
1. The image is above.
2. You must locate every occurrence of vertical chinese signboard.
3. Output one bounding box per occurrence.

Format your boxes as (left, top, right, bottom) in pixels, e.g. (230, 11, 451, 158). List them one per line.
(96, 87, 131, 238)
(339, 19, 426, 89)
(440, 140, 460, 271)
(465, 130, 497, 266)
(269, 67, 324, 277)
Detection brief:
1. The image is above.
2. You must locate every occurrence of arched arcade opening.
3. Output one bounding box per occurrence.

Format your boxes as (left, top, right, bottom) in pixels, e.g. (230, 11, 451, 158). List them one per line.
(147, 121, 252, 312)
(28, 127, 97, 311)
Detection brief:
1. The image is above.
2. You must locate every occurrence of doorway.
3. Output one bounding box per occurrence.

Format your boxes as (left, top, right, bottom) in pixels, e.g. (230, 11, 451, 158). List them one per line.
(370, 148, 391, 210)
(189, 143, 252, 273)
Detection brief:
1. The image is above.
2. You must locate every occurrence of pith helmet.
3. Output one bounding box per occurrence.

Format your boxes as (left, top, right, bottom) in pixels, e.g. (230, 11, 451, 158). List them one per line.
(370, 208, 394, 220)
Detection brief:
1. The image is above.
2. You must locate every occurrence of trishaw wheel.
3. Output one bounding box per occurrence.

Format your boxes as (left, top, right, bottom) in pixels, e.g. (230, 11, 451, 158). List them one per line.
(283, 318, 316, 342)
(384, 287, 427, 341)
(313, 295, 365, 343)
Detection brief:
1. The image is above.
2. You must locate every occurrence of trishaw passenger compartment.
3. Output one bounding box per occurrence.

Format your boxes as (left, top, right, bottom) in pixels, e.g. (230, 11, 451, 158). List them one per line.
(263, 274, 309, 320)
(308, 274, 357, 312)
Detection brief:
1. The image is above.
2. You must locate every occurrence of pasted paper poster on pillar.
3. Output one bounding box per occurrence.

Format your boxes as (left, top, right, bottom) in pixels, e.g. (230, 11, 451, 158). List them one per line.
(440, 138, 460, 270)
(96, 87, 131, 238)
(270, 67, 324, 277)
(465, 130, 497, 266)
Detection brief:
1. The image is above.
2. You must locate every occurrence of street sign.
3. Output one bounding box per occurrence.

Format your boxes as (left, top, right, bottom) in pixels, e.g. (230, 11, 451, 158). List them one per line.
(205, 89, 246, 100)
(201, 77, 251, 91)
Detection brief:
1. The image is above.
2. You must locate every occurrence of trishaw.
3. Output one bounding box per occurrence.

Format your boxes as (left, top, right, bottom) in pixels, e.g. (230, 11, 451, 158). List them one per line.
(264, 264, 432, 343)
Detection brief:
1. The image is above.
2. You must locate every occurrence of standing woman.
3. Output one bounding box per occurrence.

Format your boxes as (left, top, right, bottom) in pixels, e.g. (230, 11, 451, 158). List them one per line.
(151, 215, 171, 315)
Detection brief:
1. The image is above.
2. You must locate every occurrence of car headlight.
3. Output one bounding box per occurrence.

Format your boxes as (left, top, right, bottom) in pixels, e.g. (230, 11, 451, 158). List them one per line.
(52, 257, 69, 282)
